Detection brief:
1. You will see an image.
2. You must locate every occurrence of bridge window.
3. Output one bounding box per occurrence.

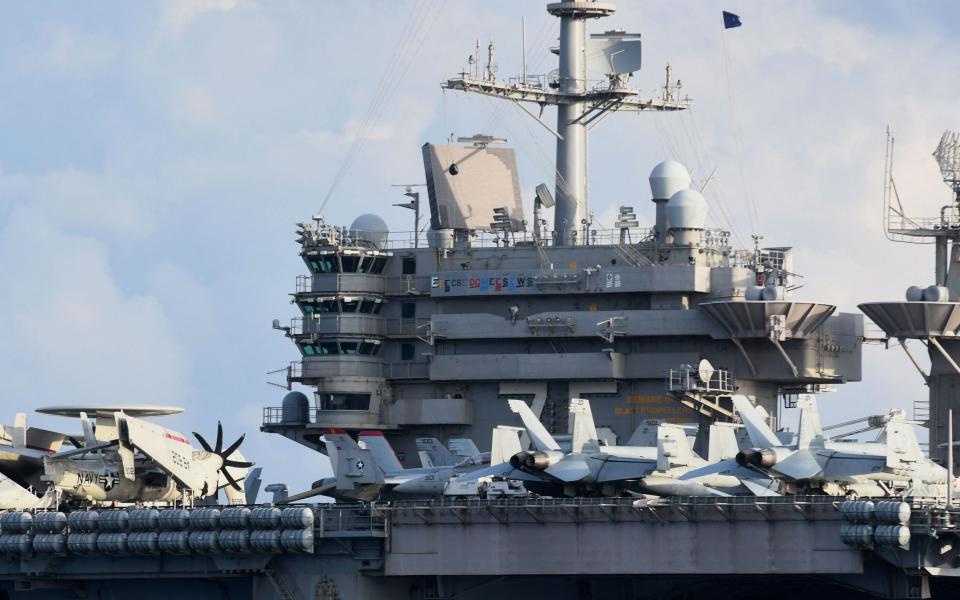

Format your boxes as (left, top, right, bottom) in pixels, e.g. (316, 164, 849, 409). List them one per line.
(340, 255, 360, 272)
(370, 257, 388, 274)
(402, 256, 416, 275)
(309, 256, 337, 273)
(318, 342, 339, 355)
(359, 341, 381, 356)
(319, 393, 370, 411)
(300, 339, 381, 357)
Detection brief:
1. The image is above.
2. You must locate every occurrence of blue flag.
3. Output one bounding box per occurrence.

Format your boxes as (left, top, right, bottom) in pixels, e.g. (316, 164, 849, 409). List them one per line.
(723, 11, 742, 29)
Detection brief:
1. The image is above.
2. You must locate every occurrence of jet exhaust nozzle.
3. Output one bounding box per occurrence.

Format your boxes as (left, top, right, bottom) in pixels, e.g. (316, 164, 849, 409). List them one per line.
(510, 451, 559, 470)
(736, 448, 781, 468)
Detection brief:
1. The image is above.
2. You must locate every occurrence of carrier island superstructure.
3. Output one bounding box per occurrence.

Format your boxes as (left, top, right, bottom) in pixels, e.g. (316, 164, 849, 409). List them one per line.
(261, 0, 864, 469)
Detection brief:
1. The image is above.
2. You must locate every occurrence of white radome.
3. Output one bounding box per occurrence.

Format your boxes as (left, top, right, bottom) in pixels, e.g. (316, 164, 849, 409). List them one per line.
(349, 213, 390, 250)
(649, 160, 692, 201)
(667, 188, 708, 230)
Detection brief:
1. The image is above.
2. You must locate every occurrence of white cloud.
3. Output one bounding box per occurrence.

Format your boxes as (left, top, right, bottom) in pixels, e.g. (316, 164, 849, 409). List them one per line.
(159, 0, 255, 37)
(0, 168, 155, 238)
(0, 205, 190, 411)
(43, 26, 119, 76)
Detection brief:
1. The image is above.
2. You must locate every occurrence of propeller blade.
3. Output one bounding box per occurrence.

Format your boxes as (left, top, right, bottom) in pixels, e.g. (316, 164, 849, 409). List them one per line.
(221, 434, 245, 458)
(193, 432, 213, 452)
(215, 422, 223, 454)
(222, 468, 242, 492)
(223, 459, 254, 469)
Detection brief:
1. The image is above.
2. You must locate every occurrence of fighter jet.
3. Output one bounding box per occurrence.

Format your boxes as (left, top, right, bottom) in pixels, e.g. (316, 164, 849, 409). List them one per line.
(416, 437, 488, 468)
(299, 427, 523, 501)
(728, 394, 946, 498)
(635, 422, 781, 497)
(453, 398, 659, 496)
(0, 407, 254, 506)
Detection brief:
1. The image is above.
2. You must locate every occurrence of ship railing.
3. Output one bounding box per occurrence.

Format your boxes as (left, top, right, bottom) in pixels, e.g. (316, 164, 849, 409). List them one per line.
(381, 495, 843, 511)
(667, 367, 733, 395)
(315, 505, 387, 538)
(262, 406, 285, 425)
(887, 206, 960, 234)
(375, 227, 736, 252)
(289, 317, 304, 336)
(295, 274, 312, 293)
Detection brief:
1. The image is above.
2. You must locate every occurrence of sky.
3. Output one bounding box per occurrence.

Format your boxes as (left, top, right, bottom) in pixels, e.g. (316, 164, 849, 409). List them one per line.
(0, 0, 958, 494)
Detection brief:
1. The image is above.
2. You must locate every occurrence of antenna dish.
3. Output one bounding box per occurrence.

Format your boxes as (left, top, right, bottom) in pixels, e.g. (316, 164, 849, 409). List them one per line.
(535, 183, 555, 208)
(933, 131, 960, 198)
(697, 359, 716, 384)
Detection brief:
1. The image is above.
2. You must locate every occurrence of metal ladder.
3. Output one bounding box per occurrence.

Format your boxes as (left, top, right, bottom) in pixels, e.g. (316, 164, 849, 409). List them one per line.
(614, 243, 653, 266)
(264, 568, 297, 600)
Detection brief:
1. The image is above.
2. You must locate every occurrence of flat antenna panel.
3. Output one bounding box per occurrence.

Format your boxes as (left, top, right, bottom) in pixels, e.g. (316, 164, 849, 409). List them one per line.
(422, 142, 524, 231)
(586, 34, 642, 75)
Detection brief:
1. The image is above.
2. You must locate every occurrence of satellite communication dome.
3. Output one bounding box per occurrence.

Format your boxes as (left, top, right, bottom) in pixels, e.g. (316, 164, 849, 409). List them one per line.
(649, 161, 692, 201)
(281, 391, 310, 424)
(667, 188, 708, 230)
(349, 214, 389, 250)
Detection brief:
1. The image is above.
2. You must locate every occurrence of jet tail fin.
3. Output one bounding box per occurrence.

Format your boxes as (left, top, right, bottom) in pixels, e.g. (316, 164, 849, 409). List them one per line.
(508, 399, 561, 451)
(885, 413, 925, 468)
(448, 438, 481, 460)
(325, 432, 384, 489)
(732, 395, 782, 448)
(796, 394, 824, 450)
(707, 422, 740, 462)
(415, 438, 457, 467)
(626, 419, 661, 447)
(569, 398, 600, 453)
(491, 426, 524, 465)
(657, 423, 698, 470)
(244, 467, 263, 504)
(80, 412, 97, 448)
(12, 413, 26, 448)
(358, 431, 404, 473)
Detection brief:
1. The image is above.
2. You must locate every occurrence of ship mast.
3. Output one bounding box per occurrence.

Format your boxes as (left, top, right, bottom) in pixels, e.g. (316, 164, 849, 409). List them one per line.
(443, 1, 690, 246)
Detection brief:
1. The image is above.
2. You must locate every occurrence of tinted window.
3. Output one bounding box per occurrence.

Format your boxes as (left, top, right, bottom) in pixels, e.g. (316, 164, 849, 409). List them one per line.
(401, 343, 415, 361)
(401, 256, 416, 275)
(401, 302, 416, 320)
(341, 255, 360, 272)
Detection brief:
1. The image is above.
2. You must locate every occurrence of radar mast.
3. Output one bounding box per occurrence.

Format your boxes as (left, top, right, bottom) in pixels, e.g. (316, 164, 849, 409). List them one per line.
(443, 2, 690, 246)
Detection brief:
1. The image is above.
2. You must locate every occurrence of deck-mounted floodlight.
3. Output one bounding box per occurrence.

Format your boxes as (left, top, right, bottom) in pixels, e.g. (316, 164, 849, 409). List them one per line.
(533, 183, 555, 243)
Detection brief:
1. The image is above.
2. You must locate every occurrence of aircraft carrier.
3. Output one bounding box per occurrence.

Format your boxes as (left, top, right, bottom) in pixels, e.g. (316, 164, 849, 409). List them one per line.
(2, 2, 960, 598)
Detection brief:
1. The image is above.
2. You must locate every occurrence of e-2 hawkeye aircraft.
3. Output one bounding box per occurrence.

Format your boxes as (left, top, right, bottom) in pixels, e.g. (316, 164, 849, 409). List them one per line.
(0, 406, 254, 506)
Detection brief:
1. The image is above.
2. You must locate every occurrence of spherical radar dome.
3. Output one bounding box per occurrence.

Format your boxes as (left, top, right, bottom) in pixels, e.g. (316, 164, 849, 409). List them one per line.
(349, 213, 389, 250)
(667, 188, 708, 230)
(649, 160, 692, 201)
